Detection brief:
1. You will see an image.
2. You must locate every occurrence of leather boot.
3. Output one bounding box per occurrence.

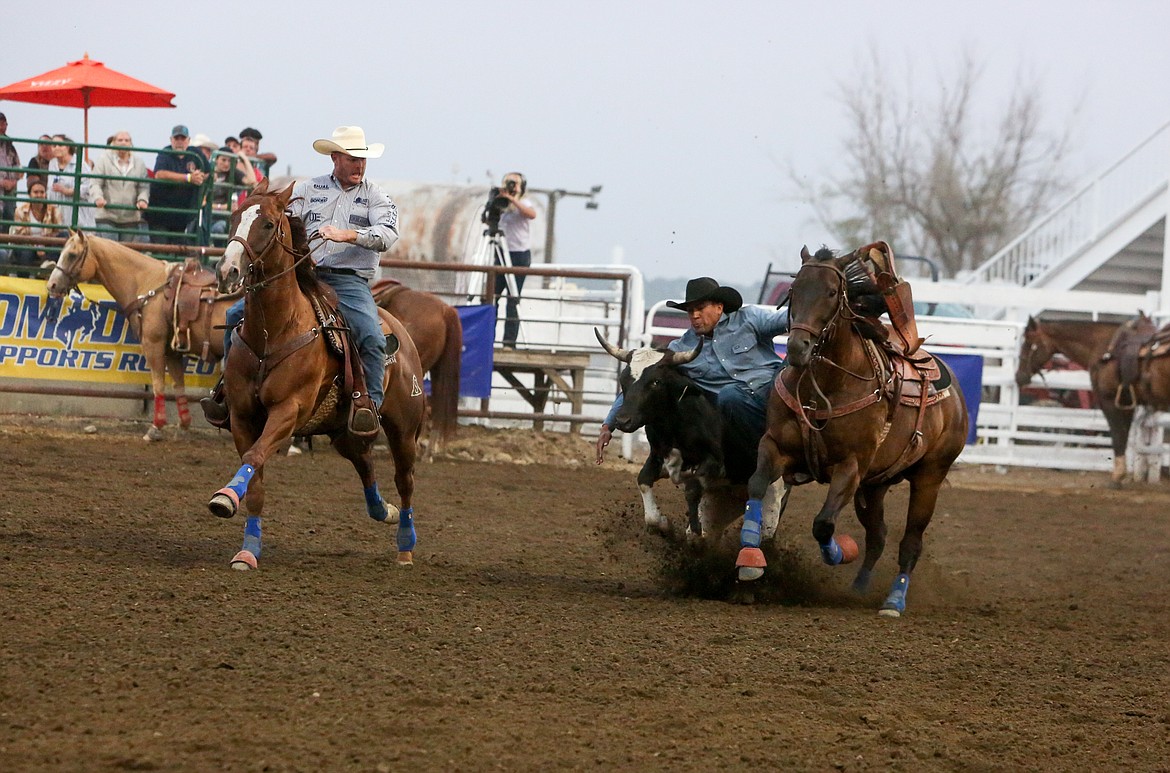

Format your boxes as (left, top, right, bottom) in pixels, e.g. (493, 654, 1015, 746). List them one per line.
(200, 377, 230, 429)
(349, 393, 381, 437)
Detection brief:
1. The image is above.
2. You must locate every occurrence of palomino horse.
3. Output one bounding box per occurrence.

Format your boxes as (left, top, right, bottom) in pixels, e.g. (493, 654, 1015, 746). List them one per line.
(737, 246, 968, 616)
(45, 230, 237, 441)
(209, 182, 426, 570)
(372, 279, 462, 455)
(1015, 314, 1156, 487)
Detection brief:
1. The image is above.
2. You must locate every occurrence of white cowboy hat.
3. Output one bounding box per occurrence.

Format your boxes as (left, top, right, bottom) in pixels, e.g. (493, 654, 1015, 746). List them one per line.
(312, 126, 384, 159)
(190, 133, 218, 152)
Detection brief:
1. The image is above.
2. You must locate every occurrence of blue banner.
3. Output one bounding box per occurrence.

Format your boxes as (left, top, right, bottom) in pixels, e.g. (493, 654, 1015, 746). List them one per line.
(420, 304, 495, 399)
(936, 352, 982, 445)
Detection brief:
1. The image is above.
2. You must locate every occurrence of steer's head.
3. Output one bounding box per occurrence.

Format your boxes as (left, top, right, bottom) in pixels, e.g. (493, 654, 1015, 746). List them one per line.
(595, 328, 702, 433)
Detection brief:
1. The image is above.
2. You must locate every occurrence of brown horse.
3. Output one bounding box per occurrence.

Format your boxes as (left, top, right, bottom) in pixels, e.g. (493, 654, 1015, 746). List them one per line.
(1015, 315, 1154, 487)
(208, 182, 426, 570)
(737, 246, 968, 616)
(45, 230, 236, 441)
(372, 280, 462, 455)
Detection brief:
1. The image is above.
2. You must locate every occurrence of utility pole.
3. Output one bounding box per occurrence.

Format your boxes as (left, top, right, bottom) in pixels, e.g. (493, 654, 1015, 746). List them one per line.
(531, 185, 602, 264)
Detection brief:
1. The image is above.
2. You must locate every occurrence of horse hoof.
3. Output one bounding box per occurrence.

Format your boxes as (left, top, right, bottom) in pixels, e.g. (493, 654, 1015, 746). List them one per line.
(143, 425, 164, 442)
(230, 550, 257, 571)
(738, 566, 765, 582)
(384, 502, 400, 525)
(877, 607, 902, 618)
(286, 444, 303, 457)
(396, 551, 414, 567)
(208, 490, 239, 519)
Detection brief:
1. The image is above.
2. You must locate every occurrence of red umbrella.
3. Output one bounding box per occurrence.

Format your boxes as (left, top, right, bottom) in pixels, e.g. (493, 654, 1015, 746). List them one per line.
(0, 53, 175, 152)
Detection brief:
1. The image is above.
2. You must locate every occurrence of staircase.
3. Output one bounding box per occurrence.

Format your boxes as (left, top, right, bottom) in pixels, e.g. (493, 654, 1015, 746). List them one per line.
(967, 121, 1170, 296)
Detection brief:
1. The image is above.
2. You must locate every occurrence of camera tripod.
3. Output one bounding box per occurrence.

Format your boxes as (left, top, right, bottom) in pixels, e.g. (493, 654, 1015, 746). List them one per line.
(467, 224, 526, 346)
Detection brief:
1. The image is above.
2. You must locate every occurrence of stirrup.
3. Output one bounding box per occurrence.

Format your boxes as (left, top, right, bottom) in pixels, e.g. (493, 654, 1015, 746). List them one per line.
(200, 396, 230, 428)
(349, 406, 380, 437)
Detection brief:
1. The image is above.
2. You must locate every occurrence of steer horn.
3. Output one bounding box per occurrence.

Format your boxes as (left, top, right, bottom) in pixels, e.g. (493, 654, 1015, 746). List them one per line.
(594, 327, 633, 362)
(664, 336, 703, 365)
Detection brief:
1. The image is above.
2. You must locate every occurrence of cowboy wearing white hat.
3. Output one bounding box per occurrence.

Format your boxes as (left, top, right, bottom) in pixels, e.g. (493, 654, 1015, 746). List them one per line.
(205, 125, 398, 436)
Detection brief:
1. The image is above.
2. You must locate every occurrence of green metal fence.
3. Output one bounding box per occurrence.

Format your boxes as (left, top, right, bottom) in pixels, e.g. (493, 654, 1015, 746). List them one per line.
(0, 135, 257, 277)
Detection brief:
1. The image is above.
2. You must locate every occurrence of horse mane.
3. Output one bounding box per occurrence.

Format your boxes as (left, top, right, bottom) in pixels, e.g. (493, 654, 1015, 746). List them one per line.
(810, 244, 891, 344)
(287, 213, 326, 298)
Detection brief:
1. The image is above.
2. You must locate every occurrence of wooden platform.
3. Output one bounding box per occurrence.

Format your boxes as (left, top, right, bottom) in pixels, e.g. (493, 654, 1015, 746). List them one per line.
(483, 347, 593, 432)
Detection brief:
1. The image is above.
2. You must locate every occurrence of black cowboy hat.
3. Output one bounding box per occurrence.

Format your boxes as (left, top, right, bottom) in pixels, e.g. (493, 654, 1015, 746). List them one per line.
(665, 277, 743, 313)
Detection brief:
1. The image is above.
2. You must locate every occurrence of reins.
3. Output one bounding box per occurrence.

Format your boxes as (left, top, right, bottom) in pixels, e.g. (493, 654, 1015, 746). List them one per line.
(786, 262, 881, 431)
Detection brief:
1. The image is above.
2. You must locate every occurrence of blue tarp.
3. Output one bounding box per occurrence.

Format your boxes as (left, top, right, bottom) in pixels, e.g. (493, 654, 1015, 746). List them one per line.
(421, 304, 495, 399)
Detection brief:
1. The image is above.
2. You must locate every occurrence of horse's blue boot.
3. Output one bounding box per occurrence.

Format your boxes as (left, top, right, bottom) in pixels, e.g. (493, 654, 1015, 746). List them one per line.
(879, 573, 911, 617)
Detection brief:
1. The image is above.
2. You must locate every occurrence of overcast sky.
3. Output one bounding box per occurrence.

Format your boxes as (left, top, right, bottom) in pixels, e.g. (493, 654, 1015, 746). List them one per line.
(5, 0, 1170, 285)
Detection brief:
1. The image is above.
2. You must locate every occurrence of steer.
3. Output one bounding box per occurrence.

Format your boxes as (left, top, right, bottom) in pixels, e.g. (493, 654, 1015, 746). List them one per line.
(596, 329, 786, 539)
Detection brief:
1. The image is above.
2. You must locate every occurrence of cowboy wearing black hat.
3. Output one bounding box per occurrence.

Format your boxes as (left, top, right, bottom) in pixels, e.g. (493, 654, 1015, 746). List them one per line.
(596, 277, 789, 467)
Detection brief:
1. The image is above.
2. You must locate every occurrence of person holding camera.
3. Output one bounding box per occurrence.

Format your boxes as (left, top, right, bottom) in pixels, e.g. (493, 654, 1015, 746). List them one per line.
(493, 172, 537, 348)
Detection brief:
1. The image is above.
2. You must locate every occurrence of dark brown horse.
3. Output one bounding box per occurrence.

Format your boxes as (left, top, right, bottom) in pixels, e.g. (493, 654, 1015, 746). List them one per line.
(737, 246, 968, 616)
(1015, 315, 1154, 487)
(372, 279, 462, 455)
(208, 181, 426, 570)
(45, 231, 237, 441)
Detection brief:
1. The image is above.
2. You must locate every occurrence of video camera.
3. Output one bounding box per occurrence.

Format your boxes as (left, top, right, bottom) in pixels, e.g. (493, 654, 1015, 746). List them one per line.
(481, 180, 517, 233)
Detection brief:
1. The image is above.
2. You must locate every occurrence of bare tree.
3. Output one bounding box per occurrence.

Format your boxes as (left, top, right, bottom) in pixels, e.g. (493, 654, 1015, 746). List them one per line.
(794, 49, 1074, 277)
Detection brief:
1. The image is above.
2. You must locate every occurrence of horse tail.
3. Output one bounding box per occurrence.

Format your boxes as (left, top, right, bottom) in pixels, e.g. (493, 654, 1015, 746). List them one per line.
(430, 304, 463, 441)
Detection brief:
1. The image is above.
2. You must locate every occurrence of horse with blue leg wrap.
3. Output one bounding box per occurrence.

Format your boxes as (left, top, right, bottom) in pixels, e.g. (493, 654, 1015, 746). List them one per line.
(208, 180, 425, 570)
(738, 244, 968, 617)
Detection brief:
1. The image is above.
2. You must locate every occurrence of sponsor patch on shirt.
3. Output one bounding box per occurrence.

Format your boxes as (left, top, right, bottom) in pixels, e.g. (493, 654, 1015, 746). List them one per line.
(354, 196, 368, 206)
(313, 183, 329, 189)
(304, 212, 322, 224)
(349, 215, 370, 228)
(309, 196, 328, 204)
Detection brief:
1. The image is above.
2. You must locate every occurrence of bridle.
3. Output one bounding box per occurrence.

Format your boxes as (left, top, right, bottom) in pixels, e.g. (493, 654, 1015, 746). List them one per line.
(785, 261, 883, 430)
(227, 204, 318, 295)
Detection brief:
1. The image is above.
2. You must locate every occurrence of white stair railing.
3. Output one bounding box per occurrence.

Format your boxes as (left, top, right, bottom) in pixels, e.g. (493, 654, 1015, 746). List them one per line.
(967, 120, 1170, 287)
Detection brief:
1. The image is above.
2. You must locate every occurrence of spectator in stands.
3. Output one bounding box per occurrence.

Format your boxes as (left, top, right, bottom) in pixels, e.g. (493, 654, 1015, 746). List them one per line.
(144, 125, 208, 246)
(0, 113, 22, 234)
(25, 135, 55, 191)
(239, 127, 276, 178)
(89, 130, 150, 242)
(210, 146, 257, 237)
(224, 136, 241, 154)
(191, 133, 218, 163)
(11, 178, 64, 268)
(238, 133, 267, 184)
(47, 134, 95, 230)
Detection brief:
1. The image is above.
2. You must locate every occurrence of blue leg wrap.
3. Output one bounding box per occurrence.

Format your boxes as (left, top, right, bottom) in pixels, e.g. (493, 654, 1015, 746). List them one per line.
(820, 537, 844, 566)
(225, 464, 255, 500)
(364, 483, 389, 522)
(740, 499, 763, 548)
(881, 573, 911, 614)
(852, 566, 873, 593)
(241, 516, 262, 558)
(396, 507, 416, 552)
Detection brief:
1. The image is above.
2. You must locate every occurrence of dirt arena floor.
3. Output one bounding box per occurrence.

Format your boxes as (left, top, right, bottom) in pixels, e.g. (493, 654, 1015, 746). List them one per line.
(1, 414, 1169, 771)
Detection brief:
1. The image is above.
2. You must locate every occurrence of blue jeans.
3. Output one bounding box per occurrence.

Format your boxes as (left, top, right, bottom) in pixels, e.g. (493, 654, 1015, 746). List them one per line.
(223, 273, 386, 407)
(494, 249, 530, 346)
(715, 373, 780, 480)
(95, 221, 149, 243)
